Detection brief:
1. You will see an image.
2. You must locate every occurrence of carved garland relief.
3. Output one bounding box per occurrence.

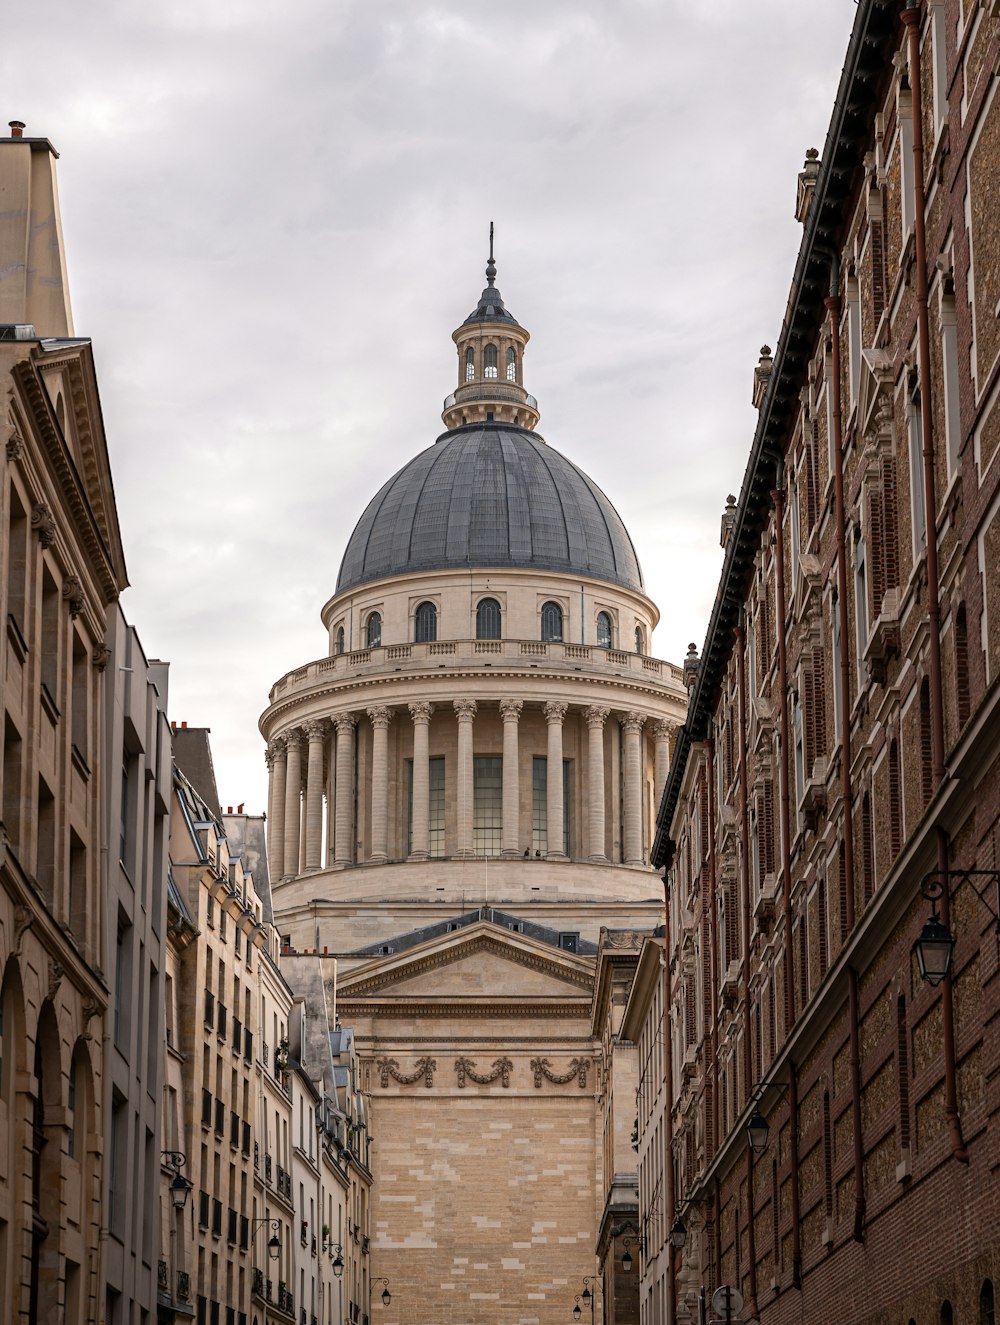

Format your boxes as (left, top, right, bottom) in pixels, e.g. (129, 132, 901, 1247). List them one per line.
(371, 1056, 594, 1090)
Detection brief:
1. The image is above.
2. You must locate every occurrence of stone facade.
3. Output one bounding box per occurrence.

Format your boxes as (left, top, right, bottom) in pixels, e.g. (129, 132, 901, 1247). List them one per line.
(644, 5, 1000, 1325)
(261, 249, 688, 1324)
(0, 124, 128, 1323)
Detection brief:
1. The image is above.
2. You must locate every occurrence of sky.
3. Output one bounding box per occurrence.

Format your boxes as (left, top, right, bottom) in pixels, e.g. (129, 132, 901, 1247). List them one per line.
(4, 1, 857, 816)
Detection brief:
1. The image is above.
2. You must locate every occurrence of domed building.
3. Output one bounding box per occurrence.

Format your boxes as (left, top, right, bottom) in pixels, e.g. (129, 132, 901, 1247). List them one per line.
(260, 243, 687, 1324)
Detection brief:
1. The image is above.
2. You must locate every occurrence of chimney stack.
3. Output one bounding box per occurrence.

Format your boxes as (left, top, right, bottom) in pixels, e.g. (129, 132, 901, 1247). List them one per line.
(8, 121, 25, 138)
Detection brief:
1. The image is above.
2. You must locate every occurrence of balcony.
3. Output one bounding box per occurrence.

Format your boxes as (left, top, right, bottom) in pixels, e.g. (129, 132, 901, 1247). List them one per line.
(264, 1152, 273, 1184)
(158, 1259, 169, 1292)
(753, 875, 779, 934)
(269, 638, 682, 703)
(177, 1271, 191, 1302)
(251, 1268, 264, 1299)
(865, 587, 901, 684)
(276, 1165, 292, 1201)
(721, 959, 740, 1010)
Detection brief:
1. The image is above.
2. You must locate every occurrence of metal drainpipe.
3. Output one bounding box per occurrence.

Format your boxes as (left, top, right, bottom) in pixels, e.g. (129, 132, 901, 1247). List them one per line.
(707, 737, 721, 1162)
(734, 617, 759, 1321)
(900, 0, 967, 1163)
(714, 1177, 723, 1297)
(821, 254, 867, 1242)
(768, 471, 803, 1285)
(663, 874, 678, 1325)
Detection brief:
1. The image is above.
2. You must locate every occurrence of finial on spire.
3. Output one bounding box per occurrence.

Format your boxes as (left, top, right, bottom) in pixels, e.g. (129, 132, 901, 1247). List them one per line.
(486, 221, 496, 287)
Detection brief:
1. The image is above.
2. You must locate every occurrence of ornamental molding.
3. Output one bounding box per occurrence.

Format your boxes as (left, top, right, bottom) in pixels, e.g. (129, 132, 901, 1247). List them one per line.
(91, 644, 111, 672)
(408, 701, 434, 723)
(32, 502, 56, 548)
(367, 705, 393, 729)
(453, 698, 478, 720)
(544, 700, 568, 724)
(584, 706, 609, 729)
(302, 718, 328, 741)
(284, 728, 305, 751)
(333, 712, 359, 735)
(62, 575, 84, 617)
(337, 931, 594, 998)
(338, 999, 589, 1021)
(498, 699, 523, 721)
(603, 930, 644, 950)
(621, 710, 646, 733)
(376, 1056, 436, 1088)
(456, 1056, 513, 1088)
(530, 1056, 591, 1088)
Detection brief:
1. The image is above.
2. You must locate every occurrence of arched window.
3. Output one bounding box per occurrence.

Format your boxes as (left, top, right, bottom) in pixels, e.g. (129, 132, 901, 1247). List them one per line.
(541, 601, 563, 642)
(635, 624, 645, 654)
(506, 346, 517, 382)
(335, 625, 345, 655)
(484, 344, 498, 379)
(366, 612, 382, 649)
(414, 601, 437, 643)
(980, 1280, 996, 1325)
(465, 347, 475, 383)
(476, 598, 502, 640)
(596, 611, 613, 648)
(941, 1303, 954, 1325)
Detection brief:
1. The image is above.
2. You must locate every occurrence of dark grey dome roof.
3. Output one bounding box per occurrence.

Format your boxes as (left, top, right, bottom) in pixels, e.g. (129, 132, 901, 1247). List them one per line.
(336, 423, 644, 594)
(462, 281, 520, 326)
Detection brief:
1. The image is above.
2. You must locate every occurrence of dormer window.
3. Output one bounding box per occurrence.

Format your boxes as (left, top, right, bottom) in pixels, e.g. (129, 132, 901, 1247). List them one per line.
(366, 612, 382, 649)
(541, 601, 563, 642)
(484, 344, 498, 379)
(506, 347, 517, 382)
(596, 612, 613, 648)
(465, 347, 475, 383)
(414, 601, 437, 643)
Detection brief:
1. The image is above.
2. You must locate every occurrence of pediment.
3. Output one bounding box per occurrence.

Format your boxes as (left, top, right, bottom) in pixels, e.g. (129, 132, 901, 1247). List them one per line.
(336, 921, 594, 1003)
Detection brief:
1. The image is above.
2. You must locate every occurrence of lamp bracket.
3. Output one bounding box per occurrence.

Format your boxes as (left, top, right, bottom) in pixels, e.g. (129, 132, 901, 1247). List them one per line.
(920, 870, 1000, 927)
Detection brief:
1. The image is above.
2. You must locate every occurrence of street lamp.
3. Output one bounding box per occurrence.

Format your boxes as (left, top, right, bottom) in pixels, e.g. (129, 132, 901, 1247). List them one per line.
(331, 1243, 344, 1278)
(571, 1276, 598, 1325)
(161, 1151, 193, 1211)
(611, 1220, 645, 1274)
(913, 871, 1000, 985)
(251, 1218, 282, 1261)
(743, 1080, 788, 1154)
(371, 1277, 391, 1308)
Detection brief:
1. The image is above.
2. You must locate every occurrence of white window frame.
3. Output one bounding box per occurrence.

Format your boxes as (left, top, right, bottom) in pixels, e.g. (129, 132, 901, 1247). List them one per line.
(908, 385, 927, 561)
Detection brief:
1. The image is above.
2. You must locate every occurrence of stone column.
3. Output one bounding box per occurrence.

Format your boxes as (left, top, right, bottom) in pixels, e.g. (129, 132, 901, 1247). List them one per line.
(367, 706, 393, 863)
(454, 699, 477, 858)
(544, 701, 568, 859)
(622, 711, 645, 866)
(283, 730, 304, 878)
(333, 713, 358, 867)
(500, 699, 523, 857)
(408, 702, 433, 860)
(584, 706, 609, 862)
(303, 719, 327, 871)
(653, 720, 672, 809)
(267, 738, 286, 883)
(325, 732, 336, 867)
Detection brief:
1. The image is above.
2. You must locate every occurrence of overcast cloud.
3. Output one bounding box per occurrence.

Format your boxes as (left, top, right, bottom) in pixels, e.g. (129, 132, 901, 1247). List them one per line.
(4, 1, 856, 815)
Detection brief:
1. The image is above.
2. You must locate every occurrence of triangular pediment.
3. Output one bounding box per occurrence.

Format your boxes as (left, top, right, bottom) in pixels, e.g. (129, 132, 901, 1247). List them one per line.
(336, 920, 594, 1003)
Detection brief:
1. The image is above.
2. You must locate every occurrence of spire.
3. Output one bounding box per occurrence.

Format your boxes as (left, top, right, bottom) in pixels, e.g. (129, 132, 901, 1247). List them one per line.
(486, 221, 496, 287)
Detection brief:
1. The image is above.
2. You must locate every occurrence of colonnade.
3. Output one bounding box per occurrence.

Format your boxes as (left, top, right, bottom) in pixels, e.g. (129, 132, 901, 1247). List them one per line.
(264, 702, 673, 880)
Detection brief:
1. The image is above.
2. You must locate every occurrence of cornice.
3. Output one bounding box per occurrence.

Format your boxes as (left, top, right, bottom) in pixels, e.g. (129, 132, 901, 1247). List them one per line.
(338, 998, 589, 1020)
(261, 667, 685, 737)
(338, 931, 594, 997)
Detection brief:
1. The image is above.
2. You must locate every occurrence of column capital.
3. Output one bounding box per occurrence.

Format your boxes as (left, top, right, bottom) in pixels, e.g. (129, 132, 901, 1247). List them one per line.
(584, 705, 609, 730)
(265, 737, 286, 767)
(367, 705, 393, 730)
(284, 727, 305, 751)
(499, 699, 524, 722)
(408, 701, 434, 724)
(621, 710, 646, 734)
(544, 701, 568, 725)
(652, 719, 673, 741)
(303, 718, 328, 742)
(333, 712, 358, 736)
(454, 699, 478, 722)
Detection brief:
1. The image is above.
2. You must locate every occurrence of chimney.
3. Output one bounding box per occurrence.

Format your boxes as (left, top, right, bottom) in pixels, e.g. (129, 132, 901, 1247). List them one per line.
(0, 122, 74, 335)
(237, 803, 244, 814)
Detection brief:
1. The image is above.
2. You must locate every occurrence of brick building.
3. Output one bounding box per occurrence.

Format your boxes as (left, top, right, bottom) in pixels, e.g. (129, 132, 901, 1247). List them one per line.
(644, 4, 1000, 1325)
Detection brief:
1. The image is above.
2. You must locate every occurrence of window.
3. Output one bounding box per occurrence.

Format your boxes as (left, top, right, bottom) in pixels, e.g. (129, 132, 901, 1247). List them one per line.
(793, 692, 804, 807)
(832, 590, 843, 732)
(531, 757, 569, 855)
(465, 347, 474, 383)
(41, 567, 59, 705)
(5, 484, 27, 632)
(980, 1280, 996, 1325)
(407, 757, 445, 858)
(634, 624, 645, 654)
(908, 383, 927, 560)
(366, 612, 382, 649)
(901, 109, 915, 236)
(940, 285, 961, 480)
(506, 346, 517, 382)
(476, 598, 501, 640)
(847, 278, 862, 408)
(473, 756, 503, 857)
(484, 344, 498, 379)
(854, 532, 869, 660)
(596, 612, 613, 649)
(540, 601, 563, 642)
(335, 625, 345, 655)
(414, 601, 437, 643)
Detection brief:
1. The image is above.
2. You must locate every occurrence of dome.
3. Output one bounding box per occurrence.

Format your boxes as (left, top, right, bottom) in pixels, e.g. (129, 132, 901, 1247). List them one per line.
(335, 422, 644, 594)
